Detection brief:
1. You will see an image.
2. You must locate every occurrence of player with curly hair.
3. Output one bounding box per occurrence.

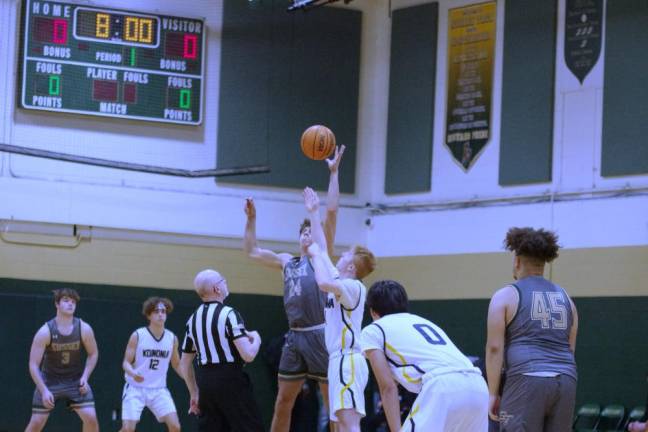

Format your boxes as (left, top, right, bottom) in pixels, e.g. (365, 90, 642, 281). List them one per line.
(486, 227, 578, 432)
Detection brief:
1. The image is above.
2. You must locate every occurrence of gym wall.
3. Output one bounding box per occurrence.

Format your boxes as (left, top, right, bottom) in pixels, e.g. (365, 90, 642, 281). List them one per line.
(0, 0, 646, 430)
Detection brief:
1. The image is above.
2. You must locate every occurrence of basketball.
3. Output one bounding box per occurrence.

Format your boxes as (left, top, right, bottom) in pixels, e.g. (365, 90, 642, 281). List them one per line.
(300, 125, 336, 160)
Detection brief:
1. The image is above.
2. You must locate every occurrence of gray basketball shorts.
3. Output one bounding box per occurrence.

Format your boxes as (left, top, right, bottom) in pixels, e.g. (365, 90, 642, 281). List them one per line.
(278, 329, 328, 382)
(499, 374, 576, 432)
(32, 378, 95, 412)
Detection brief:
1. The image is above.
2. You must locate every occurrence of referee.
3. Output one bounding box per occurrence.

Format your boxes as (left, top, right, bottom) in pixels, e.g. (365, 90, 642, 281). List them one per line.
(179, 269, 265, 431)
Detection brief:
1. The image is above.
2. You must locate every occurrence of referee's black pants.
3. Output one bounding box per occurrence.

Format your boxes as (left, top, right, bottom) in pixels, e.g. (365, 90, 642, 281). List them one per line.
(196, 364, 264, 432)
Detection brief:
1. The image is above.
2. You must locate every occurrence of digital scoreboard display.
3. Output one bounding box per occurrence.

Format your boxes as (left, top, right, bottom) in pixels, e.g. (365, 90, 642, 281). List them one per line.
(19, 0, 205, 125)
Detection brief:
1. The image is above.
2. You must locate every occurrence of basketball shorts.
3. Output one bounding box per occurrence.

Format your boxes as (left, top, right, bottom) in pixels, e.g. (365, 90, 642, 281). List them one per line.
(402, 370, 488, 432)
(32, 377, 95, 412)
(499, 374, 576, 432)
(327, 352, 367, 421)
(278, 329, 328, 382)
(121, 383, 177, 422)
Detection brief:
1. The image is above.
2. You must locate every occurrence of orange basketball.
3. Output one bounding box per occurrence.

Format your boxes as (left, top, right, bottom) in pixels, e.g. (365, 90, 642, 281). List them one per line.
(300, 125, 336, 160)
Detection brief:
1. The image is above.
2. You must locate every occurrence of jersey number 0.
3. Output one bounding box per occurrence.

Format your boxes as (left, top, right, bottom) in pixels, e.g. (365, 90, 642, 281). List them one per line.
(413, 324, 447, 345)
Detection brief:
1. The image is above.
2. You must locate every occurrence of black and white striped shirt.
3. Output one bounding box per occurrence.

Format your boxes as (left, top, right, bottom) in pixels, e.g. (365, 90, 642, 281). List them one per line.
(181, 301, 248, 365)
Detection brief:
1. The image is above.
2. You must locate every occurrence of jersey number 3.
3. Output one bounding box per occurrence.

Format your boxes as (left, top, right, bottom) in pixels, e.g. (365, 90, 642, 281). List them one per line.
(413, 324, 446, 345)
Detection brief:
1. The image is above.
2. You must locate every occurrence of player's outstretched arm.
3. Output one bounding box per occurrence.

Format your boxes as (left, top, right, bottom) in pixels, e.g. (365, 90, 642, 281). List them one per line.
(365, 349, 401, 432)
(303, 187, 327, 252)
(303, 187, 357, 305)
(324, 145, 345, 257)
(122, 331, 143, 383)
(28, 325, 55, 409)
(308, 244, 358, 309)
(243, 197, 292, 269)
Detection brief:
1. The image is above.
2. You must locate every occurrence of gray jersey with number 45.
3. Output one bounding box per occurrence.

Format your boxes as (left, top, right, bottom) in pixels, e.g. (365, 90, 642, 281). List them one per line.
(505, 275, 577, 380)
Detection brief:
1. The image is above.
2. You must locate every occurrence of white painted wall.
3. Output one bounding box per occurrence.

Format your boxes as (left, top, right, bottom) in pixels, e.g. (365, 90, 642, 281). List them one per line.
(0, 0, 646, 258)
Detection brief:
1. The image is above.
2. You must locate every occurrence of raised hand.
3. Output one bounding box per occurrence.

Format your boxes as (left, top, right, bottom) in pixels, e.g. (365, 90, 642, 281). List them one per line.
(303, 187, 320, 213)
(244, 197, 256, 219)
(326, 145, 346, 173)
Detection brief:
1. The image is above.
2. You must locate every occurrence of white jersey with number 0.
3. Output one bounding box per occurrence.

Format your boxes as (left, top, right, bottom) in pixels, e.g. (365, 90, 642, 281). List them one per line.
(361, 313, 477, 394)
(125, 327, 175, 389)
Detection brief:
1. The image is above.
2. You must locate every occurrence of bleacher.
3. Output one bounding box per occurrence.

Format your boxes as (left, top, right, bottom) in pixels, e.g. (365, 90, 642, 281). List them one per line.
(573, 403, 645, 432)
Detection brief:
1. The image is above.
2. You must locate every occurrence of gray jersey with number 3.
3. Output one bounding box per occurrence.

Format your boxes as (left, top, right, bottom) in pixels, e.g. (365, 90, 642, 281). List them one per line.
(505, 275, 577, 379)
(42, 317, 84, 381)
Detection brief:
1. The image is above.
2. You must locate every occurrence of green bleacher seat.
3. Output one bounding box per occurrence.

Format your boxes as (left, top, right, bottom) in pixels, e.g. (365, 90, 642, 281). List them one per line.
(596, 404, 625, 432)
(623, 406, 646, 431)
(573, 403, 600, 432)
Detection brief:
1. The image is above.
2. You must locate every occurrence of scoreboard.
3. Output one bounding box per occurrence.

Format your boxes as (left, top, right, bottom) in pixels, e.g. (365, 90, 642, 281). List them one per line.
(19, 0, 205, 125)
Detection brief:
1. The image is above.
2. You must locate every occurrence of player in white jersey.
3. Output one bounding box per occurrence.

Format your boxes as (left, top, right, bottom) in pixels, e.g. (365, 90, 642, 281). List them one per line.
(119, 297, 183, 432)
(303, 187, 376, 432)
(361, 280, 489, 432)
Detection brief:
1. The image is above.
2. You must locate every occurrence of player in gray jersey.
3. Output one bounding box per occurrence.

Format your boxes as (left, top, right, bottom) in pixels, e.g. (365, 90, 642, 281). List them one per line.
(486, 227, 578, 432)
(25, 288, 99, 432)
(244, 145, 345, 432)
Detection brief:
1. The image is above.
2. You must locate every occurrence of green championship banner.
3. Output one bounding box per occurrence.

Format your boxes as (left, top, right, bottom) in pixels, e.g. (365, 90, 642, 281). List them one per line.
(565, 0, 602, 84)
(445, 2, 496, 171)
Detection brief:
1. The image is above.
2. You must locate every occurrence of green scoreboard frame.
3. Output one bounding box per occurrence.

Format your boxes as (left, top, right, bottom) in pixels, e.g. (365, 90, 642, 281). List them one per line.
(18, 0, 206, 125)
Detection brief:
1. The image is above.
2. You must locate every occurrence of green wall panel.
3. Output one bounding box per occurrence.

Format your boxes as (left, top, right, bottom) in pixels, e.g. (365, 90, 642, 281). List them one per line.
(384, 3, 438, 194)
(217, 1, 360, 193)
(602, 0, 648, 177)
(499, 0, 556, 185)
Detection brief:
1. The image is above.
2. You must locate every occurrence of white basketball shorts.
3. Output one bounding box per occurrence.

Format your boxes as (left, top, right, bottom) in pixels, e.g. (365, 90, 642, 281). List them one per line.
(121, 383, 177, 422)
(401, 370, 489, 432)
(327, 352, 368, 421)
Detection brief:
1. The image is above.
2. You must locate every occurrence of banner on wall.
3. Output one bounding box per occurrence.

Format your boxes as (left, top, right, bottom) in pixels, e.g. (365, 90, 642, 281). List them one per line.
(445, 1, 496, 172)
(565, 0, 602, 84)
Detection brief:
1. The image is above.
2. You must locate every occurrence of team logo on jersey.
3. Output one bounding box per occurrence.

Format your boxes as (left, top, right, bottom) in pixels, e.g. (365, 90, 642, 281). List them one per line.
(51, 341, 80, 351)
(142, 349, 170, 358)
